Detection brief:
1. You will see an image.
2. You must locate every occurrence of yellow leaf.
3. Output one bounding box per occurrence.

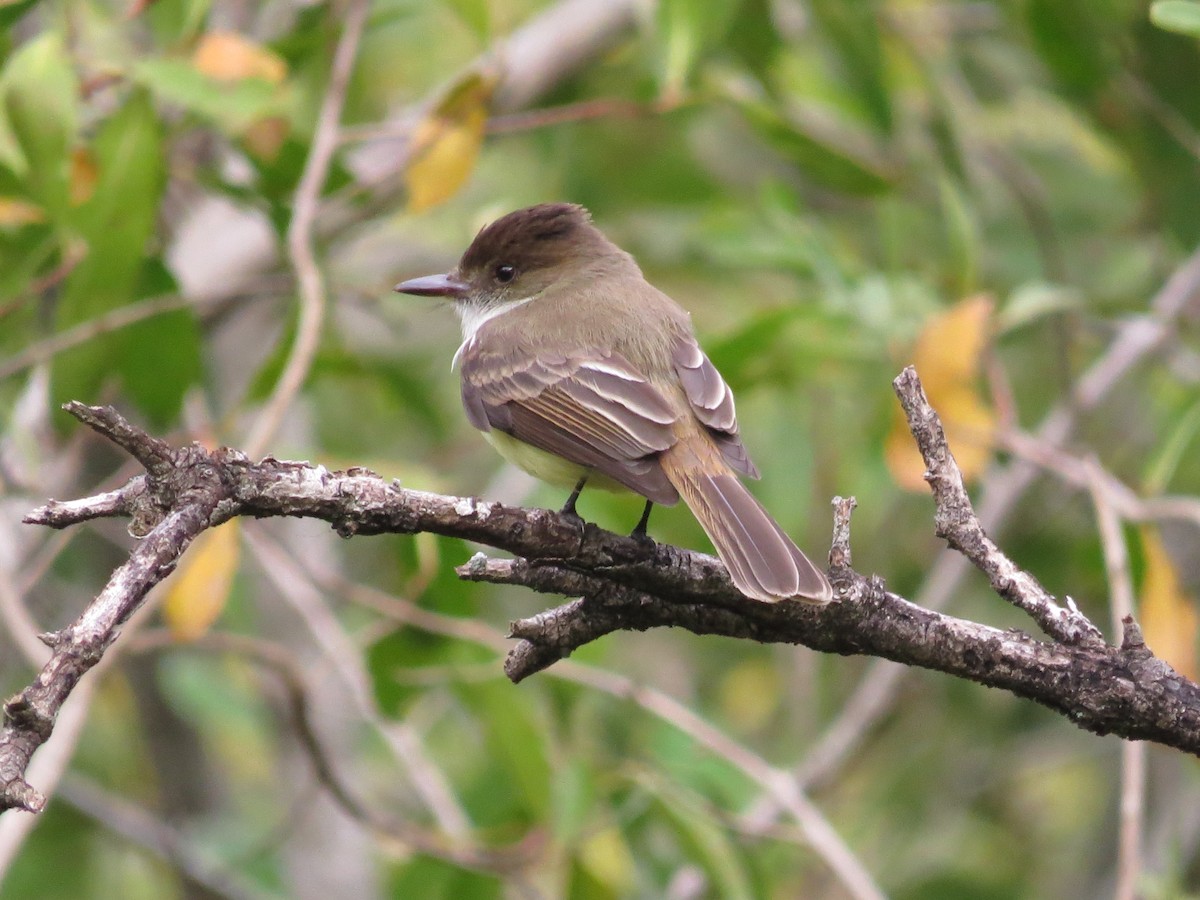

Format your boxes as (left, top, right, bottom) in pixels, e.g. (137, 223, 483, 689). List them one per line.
(192, 31, 287, 85)
(163, 521, 241, 640)
(1139, 525, 1198, 680)
(69, 147, 98, 206)
(886, 295, 996, 491)
(0, 197, 44, 227)
(404, 73, 493, 213)
(578, 825, 634, 895)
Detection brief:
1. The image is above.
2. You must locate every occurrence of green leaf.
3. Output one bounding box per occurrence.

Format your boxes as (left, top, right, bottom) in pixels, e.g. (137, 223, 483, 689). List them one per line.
(442, 0, 490, 40)
(996, 283, 1082, 334)
(643, 775, 756, 900)
(552, 758, 597, 843)
(146, 0, 214, 43)
(389, 855, 500, 900)
(0, 0, 38, 31)
(367, 625, 492, 718)
(659, 0, 743, 96)
(131, 58, 282, 135)
(1025, 0, 1117, 98)
(1151, 0, 1200, 36)
(808, 0, 893, 133)
(1144, 396, 1200, 494)
(119, 307, 202, 428)
(458, 680, 553, 822)
(0, 32, 78, 215)
(938, 175, 978, 296)
(732, 92, 893, 195)
(52, 91, 170, 422)
(724, 0, 784, 80)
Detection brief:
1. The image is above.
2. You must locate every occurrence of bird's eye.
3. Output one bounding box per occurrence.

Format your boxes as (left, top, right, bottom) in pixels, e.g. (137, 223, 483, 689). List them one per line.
(494, 264, 516, 283)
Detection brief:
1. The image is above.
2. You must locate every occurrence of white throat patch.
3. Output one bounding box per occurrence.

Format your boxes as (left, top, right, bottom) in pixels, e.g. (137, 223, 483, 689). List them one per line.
(452, 298, 535, 369)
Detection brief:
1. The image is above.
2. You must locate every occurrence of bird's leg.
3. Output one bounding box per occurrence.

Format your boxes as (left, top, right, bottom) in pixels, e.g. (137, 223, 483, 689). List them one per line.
(560, 475, 588, 519)
(630, 499, 654, 543)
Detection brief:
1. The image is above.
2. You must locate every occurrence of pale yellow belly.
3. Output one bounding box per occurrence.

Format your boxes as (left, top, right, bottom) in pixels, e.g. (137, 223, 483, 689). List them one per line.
(484, 430, 630, 494)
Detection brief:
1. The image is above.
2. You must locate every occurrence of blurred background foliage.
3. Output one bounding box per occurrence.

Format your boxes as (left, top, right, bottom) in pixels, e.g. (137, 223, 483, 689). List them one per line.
(2, 0, 1200, 897)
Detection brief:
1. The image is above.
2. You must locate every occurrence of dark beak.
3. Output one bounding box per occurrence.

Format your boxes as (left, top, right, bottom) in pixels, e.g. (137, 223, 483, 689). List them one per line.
(393, 273, 470, 299)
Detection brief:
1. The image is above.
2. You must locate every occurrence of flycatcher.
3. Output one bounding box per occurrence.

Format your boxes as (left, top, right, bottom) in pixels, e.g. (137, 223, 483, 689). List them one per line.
(395, 203, 832, 604)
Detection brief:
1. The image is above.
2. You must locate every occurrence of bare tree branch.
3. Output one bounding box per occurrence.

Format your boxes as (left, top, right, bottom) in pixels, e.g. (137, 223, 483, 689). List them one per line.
(892, 367, 1104, 645)
(7, 372, 1200, 814)
(795, 241, 1200, 791)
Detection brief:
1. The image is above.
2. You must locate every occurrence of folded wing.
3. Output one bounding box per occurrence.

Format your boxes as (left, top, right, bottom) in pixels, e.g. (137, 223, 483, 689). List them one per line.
(460, 344, 682, 503)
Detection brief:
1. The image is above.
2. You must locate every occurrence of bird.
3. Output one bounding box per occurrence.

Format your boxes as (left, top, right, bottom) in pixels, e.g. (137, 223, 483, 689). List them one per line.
(395, 203, 832, 604)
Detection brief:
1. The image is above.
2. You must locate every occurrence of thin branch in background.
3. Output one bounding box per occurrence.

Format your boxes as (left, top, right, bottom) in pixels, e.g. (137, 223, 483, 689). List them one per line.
(0, 282, 285, 382)
(551, 661, 886, 900)
(242, 526, 474, 840)
(320, 571, 883, 900)
(1086, 458, 1146, 900)
(485, 96, 680, 134)
(338, 97, 674, 148)
(59, 774, 276, 900)
(342, 0, 641, 186)
(0, 563, 50, 669)
(243, 0, 369, 459)
(1001, 428, 1200, 529)
(0, 241, 87, 323)
(1123, 72, 1200, 163)
(15, 530, 75, 598)
(0, 294, 187, 381)
(124, 629, 524, 876)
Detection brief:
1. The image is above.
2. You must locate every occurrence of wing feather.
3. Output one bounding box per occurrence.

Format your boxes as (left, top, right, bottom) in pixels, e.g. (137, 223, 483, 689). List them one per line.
(460, 344, 681, 503)
(671, 334, 759, 479)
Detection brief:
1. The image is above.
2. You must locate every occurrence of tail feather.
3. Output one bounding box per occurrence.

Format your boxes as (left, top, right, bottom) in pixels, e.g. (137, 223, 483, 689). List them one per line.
(669, 465, 832, 605)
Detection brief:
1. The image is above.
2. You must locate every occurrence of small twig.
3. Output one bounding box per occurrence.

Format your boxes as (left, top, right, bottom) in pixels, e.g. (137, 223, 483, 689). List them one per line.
(243, 0, 369, 459)
(829, 496, 857, 570)
(24, 483, 146, 530)
(62, 401, 174, 477)
(0, 242, 87, 323)
(243, 527, 474, 839)
(1122, 72, 1200, 163)
(892, 366, 1103, 645)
